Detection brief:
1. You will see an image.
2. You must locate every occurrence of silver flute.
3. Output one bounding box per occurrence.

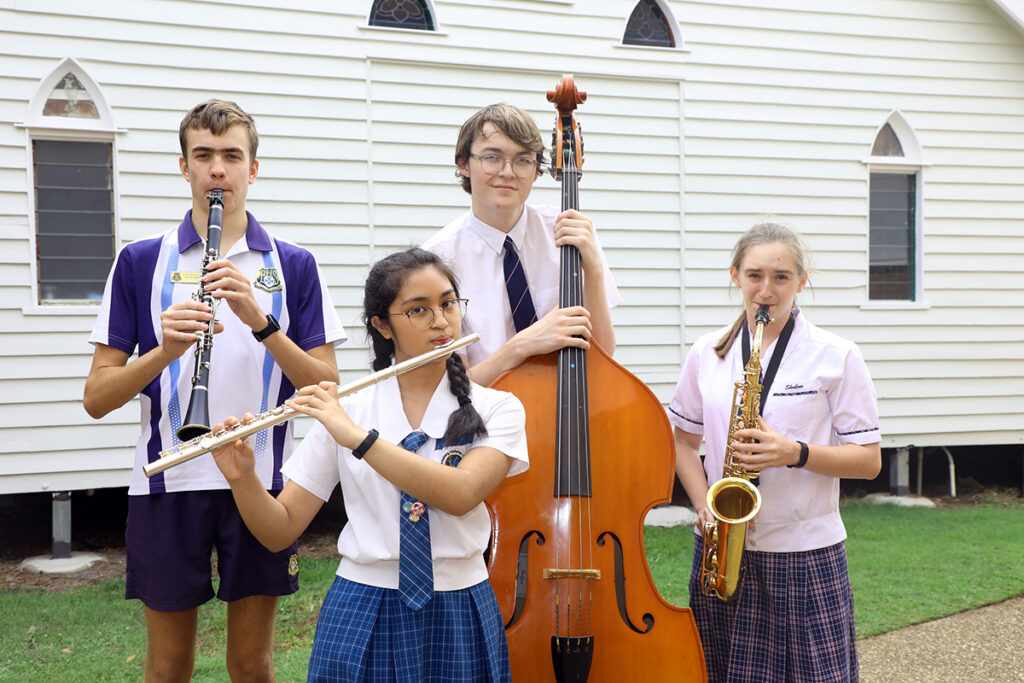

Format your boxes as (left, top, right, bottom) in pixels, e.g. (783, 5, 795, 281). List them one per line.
(144, 333, 480, 477)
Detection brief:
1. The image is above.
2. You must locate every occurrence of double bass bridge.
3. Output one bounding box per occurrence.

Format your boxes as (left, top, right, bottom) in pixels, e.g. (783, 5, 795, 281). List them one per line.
(542, 568, 601, 580)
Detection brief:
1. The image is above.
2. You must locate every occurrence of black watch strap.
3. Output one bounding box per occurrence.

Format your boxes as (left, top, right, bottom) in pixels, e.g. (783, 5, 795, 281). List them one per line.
(252, 314, 280, 343)
(788, 440, 809, 469)
(352, 429, 379, 459)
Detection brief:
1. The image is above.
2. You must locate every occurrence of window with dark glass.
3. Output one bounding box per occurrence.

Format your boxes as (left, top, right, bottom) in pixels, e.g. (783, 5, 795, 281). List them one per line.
(871, 123, 904, 157)
(33, 140, 114, 302)
(623, 0, 674, 48)
(869, 172, 915, 300)
(369, 0, 434, 30)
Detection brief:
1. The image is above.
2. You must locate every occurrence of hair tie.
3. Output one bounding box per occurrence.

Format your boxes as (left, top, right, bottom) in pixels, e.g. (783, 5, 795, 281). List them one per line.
(458, 395, 472, 407)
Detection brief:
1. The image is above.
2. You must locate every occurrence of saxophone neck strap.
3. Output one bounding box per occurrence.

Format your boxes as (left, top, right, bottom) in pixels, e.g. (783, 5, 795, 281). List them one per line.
(741, 312, 796, 415)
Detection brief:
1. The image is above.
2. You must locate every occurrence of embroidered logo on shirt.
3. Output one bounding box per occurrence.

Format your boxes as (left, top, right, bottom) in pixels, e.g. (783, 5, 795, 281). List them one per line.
(170, 271, 201, 284)
(442, 450, 464, 468)
(253, 267, 283, 293)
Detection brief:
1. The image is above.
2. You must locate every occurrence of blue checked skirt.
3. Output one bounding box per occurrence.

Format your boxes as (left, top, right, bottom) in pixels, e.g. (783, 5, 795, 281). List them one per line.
(690, 536, 859, 683)
(307, 576, 511, 682)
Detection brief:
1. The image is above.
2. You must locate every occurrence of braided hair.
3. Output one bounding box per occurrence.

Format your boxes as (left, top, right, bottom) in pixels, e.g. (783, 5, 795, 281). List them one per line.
(363, 248, 487, 446)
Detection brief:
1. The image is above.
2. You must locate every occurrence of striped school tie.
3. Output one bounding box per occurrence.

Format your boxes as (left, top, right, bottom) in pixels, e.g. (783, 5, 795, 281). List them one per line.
(398, 431, 432, 610)
(503, 235, 538, 333)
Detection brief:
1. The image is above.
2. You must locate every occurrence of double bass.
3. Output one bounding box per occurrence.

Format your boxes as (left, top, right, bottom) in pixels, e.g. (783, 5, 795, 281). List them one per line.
(487, 75, 707, 681)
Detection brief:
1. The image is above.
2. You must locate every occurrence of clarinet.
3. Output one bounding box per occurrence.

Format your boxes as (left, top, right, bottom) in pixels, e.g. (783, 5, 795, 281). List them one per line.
(177, 189, 224, 442)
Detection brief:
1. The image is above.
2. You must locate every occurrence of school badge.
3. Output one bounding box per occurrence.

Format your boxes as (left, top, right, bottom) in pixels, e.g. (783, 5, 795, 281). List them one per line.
(288, 553, 299, 576)
(253, 267, 283, 293)
(442, 450, 464, 468)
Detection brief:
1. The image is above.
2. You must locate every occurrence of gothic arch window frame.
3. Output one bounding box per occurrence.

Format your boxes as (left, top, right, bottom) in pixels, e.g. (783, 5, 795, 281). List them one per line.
(16, 57, 124, 314)
(363, 0, 444, 34)
(861, 110, 930, 308)
(618, 0, 686, 51)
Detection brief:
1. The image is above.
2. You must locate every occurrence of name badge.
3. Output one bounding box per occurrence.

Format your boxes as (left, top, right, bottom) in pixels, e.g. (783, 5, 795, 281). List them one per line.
(170, 271, 201, 284)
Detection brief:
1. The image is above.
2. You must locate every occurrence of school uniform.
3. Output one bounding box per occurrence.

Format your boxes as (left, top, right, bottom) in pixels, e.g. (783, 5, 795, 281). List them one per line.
(281, 372, 529, 682)
(89, 211, 345, 609)
(669, 308, 880, 683)
(421, 205, 622, 368)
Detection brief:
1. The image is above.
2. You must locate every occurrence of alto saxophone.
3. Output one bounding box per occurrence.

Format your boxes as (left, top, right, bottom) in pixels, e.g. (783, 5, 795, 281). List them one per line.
(700, 304, 770, 601)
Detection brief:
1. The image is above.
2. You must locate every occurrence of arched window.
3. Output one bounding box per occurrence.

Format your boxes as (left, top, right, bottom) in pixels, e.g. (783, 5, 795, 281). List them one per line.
(623, 0, 676, 48)
(19, 58, 119, 306)
(369, 0, 435, 31)
(865, 112, 925, 302)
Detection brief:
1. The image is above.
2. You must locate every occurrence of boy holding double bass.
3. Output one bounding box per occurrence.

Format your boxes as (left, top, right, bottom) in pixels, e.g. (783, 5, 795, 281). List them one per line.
(421, 102, 621, 382)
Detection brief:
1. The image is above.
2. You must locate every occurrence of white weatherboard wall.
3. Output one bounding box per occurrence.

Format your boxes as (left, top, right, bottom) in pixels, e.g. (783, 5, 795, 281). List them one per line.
(0, 0, 1022, 494)
(676, 0, 1024, 448)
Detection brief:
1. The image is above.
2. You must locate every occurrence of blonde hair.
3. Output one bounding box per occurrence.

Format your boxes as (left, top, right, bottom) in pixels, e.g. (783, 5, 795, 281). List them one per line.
(454, 103, 544, 193)
(713, 222, 809, 359)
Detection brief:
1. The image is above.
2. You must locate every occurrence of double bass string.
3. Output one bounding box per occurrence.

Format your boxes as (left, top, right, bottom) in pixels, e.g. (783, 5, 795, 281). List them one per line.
(560, 135, 594, 639)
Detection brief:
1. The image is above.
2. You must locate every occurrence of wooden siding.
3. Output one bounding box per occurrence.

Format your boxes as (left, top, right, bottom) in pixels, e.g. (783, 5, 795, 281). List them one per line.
(0, 0, 1021, 493)
(677, 0, 1024, 448)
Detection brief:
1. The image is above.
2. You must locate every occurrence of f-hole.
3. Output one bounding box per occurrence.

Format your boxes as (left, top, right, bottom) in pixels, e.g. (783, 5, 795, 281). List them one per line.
(505, 530, 545, 629)
(597, 531, 655, 634)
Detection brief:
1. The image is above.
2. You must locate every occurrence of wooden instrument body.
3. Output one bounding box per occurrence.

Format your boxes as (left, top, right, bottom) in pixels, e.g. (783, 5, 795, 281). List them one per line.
(487, 344, 706, 681)
(485, 73, 706, 681)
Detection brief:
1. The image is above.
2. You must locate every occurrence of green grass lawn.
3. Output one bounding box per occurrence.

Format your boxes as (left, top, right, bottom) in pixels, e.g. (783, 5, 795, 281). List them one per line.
(2, 495, 1022, 681)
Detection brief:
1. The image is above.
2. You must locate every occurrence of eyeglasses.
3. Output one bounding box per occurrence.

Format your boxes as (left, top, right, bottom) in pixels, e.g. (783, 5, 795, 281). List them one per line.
(385, 298, 468, 330)
(470, 153, 539, 178)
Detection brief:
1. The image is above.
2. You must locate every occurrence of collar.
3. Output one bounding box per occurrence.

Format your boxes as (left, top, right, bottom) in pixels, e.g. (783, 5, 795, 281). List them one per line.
(467, 207, 530, 255)
(376, 372, 459, 446)
(175, 210, 273, 254)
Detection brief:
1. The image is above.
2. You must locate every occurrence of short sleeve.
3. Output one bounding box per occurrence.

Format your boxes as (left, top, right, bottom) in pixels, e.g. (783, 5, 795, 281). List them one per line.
(668, 347, 705, 435)
(829, 345, 881, 445)
(280, 421, 342, 501)
(472, 390, 529, 477)
(89, 246, 139, 354)
(276, 240, 346, 351)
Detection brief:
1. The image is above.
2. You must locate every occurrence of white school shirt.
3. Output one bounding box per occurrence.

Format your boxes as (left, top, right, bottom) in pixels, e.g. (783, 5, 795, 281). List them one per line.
(668, 308, 880, 552)
(89, 212, 346, 495)
(280, 373, 529, 591)
(421, 204, 622, 368)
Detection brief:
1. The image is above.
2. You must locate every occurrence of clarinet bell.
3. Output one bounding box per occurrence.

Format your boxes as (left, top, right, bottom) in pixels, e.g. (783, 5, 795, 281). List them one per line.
(177, 389, 211, 442)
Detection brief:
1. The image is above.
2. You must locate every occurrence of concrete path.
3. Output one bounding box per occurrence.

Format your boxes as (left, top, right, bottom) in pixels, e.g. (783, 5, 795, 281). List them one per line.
(858, 595, 1024, 682)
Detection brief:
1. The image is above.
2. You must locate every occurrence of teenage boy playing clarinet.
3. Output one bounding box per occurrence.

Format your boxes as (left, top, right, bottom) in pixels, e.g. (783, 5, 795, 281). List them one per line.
(422, 102, 621, 383)
(84, 99, 345, 682)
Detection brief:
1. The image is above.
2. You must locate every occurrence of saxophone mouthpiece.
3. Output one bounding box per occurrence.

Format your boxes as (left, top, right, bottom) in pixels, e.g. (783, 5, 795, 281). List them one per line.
(755, 304, 771, 325)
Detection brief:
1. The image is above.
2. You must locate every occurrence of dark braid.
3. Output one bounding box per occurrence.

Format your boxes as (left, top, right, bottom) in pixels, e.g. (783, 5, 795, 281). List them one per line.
(443, 352, 487, 446)
(362, 247, 487, 443)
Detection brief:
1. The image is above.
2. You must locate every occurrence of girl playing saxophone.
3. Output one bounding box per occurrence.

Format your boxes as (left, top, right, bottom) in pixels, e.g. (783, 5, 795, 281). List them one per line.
(671, 222, 882, 682)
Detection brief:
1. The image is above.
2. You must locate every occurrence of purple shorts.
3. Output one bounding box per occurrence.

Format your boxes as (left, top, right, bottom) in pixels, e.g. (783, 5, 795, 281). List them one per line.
(126, 490, 299, 611)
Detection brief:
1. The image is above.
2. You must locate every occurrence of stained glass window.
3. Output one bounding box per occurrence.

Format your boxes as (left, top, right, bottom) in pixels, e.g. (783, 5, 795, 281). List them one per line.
(43, 72, 100, 119)
(369, 0, 435, 31)
(871, 123, 904, 157)
(623, 0, 674, 48)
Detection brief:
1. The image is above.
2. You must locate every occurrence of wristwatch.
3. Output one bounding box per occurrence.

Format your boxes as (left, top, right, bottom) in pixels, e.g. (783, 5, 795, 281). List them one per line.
(252, 314, 280, 343)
